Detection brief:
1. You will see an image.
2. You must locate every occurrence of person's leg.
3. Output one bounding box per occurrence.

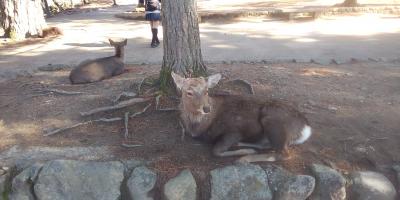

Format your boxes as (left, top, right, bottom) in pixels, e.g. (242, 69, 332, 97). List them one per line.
(152, 20, 160, 45)
(151, 20, 160, 47)
(149, 21, 156, 47)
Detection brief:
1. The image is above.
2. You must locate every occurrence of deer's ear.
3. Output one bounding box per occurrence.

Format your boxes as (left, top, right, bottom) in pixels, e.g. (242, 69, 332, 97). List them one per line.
(171, 72, 185, 91)
(207, 74, 221, 88)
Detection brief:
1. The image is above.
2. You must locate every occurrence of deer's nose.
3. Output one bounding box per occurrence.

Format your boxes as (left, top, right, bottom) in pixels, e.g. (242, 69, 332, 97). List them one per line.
(203, 106, 211, 113)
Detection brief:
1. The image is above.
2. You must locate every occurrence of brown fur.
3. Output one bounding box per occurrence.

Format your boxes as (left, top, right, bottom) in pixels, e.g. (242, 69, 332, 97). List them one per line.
(172, 72, 312, 162)
(69, 38, 127, 84)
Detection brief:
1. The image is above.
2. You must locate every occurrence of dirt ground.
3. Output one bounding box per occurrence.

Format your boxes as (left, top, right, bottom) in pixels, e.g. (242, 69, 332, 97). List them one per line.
(0, 61, 399, 197)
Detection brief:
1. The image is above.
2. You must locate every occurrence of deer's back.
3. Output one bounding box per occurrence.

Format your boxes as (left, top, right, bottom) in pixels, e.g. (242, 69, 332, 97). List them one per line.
(208, 95, 308, 142)
(69, 56, 124, 84)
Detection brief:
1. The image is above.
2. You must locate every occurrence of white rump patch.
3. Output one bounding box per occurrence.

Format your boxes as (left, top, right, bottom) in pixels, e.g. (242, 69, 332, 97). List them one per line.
(294, 125, 312, 144)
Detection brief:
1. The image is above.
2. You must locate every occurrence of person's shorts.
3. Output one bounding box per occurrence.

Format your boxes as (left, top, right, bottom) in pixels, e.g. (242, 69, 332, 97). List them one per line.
(145, 12, 161, 21)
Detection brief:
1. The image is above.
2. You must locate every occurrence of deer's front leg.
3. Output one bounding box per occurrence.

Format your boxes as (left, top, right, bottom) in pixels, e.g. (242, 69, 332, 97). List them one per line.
(213, 133, 257, 157)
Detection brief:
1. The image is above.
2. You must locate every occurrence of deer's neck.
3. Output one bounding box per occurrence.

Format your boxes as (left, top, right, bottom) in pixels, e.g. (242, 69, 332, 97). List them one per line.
(115, 47, 125, 61)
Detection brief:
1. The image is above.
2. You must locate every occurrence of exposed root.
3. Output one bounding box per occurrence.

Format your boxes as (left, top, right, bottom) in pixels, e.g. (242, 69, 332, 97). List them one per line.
(121, 143, 143, 148)
(130, 103, 152, 118)
(124, 112, 130, 140)
(155, 94, 162, 110)
(80, 97, 151, 116)
(157, 107, 178, 112)
(113, 92, 137, 103)
(45, 88, 85, 95)
(137, 78, 145, 95)
(43, 117, 122, 136)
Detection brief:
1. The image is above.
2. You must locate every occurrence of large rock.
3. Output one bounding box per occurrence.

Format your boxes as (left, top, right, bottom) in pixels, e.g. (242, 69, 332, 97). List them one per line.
(164, 169, 197, 200)
(349, 171, 396, 200)
(265, 165, 315, 200)
(127, 166, 157, 200)
(0, 145, 113, 170)
(310, 164, 346, 200)
(34, 160, 124, 200)
(9, 163, 44, 200)
(210, 163, 272, 200)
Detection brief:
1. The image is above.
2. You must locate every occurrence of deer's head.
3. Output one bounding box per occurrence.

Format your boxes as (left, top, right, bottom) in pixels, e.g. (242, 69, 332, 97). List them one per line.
(172, 72, 221, 115)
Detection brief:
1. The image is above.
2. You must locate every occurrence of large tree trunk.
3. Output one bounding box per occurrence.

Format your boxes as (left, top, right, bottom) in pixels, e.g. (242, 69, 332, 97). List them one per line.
(159, 0, 207, 90)
(0, 0, 47, 40)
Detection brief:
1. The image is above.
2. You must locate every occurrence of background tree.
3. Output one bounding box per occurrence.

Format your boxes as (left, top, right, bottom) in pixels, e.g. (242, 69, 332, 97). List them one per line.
(159, 0, 207, 90)
(0, 0, 47, 40)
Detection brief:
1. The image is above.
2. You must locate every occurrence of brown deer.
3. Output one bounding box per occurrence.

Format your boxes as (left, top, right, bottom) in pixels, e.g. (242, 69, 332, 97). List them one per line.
(171, 72, 312, 163)
(69, 38, 127, 84)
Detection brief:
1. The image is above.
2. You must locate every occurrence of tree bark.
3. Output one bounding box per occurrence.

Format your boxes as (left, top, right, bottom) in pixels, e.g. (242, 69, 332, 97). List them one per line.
(0, 0, 47, 40)
(159, 0, 207, 90)
(43, 0, 52, 17)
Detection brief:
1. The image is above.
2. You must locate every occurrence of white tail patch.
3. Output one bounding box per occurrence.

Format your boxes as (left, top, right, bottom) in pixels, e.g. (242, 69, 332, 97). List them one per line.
(294, 125, 312, 144)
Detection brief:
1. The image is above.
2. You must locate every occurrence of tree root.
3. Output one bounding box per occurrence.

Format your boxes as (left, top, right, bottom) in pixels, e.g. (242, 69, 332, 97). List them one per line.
(137, 78, 145, 95)
(45, 88, 85, 95)
(121, 143, 143, 148)
(130, 103, 152, 118)
(80, 97, 151, 116)
(124, 112, 130, 140)
(113, 92, 137, 103)
(43, 117, 122, 136)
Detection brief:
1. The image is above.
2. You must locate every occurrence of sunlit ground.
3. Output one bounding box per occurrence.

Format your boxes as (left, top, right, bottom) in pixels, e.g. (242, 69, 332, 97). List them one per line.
(1, 4, 400, 74)
(201, 13, 400, 41)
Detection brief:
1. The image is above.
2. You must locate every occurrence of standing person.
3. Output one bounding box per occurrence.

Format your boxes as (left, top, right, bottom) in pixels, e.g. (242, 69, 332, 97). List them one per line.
(145, 0, 161, 48)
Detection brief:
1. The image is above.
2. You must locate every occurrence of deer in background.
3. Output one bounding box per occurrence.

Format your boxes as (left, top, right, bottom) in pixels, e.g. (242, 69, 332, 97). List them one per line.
(69, 38, 127, 84)
(171, 72, 312, 163)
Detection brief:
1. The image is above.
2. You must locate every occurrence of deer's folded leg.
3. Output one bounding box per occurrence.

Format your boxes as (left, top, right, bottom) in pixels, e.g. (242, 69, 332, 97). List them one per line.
(213, 133, 257, 157)
(236, 149, 291, 163)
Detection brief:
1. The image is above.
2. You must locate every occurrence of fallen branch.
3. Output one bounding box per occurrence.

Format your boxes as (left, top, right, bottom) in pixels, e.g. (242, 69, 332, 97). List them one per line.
(80, 97, 151, 116)
(124, 112, 129, 140)
(130, 103, 152, 118)
(44, 117, 122, 136)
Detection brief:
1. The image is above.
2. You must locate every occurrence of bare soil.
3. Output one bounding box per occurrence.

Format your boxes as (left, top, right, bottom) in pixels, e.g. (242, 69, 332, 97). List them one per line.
(0, 61, 399, 198)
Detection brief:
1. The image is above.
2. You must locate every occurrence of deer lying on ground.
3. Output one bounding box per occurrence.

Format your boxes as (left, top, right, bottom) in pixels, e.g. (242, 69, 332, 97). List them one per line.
(172, 72, 312, 163)
(69, 38, 127, 84)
